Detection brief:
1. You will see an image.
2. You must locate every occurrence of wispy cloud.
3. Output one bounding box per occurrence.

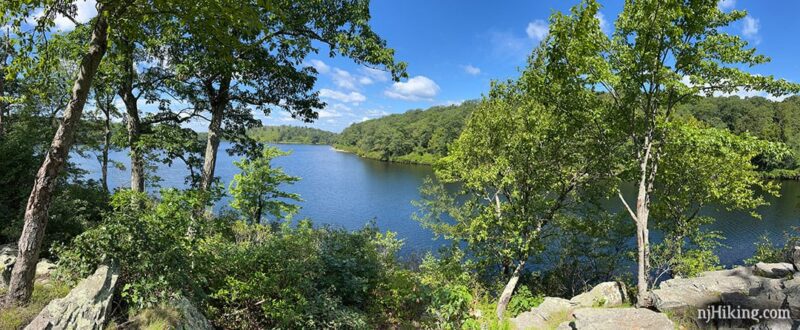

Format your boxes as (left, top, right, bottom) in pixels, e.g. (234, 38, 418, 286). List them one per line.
(718, 0, 736, 10)
(463, 64, 481, 75)
(319, 89, 366, 104)
(526, 20, 549, 41)
(742, 15, 760, 43)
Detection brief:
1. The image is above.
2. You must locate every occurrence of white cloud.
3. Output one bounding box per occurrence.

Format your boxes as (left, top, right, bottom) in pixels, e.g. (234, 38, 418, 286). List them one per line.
(318, 109, 342, 118)
(332, 68, 359, 90)
(718, 0, 736, 10)
(384, 76, 440, 101)
(595, 12, 609, 32)
(715, 89, 792, 102)
(360, 67, 390, 83)
(307, 59, 330, 74)
(358, 76, 373, 85)
(319, 88, 366, 104)
(526, 20, 549, 41)
(53, 0, 97, 31)
(463, 65, 480, 75)
(742, 15, 759, 38)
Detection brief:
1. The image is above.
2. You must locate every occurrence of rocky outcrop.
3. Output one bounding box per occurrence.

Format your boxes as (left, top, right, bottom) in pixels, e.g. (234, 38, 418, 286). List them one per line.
(788, 246, 800, 271)
(1, 244, 58, 287)
(25, 264, 119, 330)
(564, 308, 674, 330)
(650, 266, 762, 313)
(569, 281, 628, 307)
(754, 262, 794, 278)
(173, 295, 213, 330)
(1, 243, 17, 287)
(511, 297, 576, 330)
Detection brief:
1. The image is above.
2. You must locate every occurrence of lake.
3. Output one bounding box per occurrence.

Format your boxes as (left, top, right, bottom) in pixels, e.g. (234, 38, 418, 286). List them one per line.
(75, 143, 800, 265)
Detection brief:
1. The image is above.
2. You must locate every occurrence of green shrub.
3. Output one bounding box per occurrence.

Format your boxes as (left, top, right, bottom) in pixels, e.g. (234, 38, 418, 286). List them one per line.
(506, 286, 543, 317)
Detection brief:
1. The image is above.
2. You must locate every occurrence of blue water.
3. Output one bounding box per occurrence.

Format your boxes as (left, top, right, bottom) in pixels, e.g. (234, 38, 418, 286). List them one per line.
(74, 143, 800, 265)
(74, 143, 445, 255)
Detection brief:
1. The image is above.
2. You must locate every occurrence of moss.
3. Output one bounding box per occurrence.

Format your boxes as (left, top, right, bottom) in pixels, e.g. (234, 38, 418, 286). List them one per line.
(127, 305, 182, 330)
(0, 282, 71, 330)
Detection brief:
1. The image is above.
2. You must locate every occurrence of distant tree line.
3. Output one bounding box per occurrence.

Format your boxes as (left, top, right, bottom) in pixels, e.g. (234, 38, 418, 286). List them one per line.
(248, 125, 338, 145)
(335, 101, 477, 164)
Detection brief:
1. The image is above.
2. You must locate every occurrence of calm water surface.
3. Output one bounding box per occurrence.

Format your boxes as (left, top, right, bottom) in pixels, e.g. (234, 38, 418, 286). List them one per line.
(75, 143, 800, 264)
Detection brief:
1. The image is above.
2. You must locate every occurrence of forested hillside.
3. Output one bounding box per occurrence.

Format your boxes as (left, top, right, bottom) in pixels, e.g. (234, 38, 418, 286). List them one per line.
(335, 101, 477, 164)
(678, 96, 800, 177)
(248, 125, 338, 145)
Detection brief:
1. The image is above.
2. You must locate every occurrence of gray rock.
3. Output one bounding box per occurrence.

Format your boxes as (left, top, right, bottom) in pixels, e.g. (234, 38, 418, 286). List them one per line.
(652, 274, 754, 313)
(570, 308, 673, 330)
(754, 262, 794, 278)
(569, 281, 628, 307)
(172, 295, 213, 330)
(1, 243, 18, 287)
(555, 320, 575, 330)
(751, 319, 797, 330)
(511, 297, 576, 330)
(26, 264, 119, 330)
(35, 259, 57, 278)
(787, 246, 800, 271)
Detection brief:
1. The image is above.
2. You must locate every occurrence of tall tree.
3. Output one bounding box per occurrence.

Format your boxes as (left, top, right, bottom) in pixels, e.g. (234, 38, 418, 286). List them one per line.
(546, 0, 800, 304)
(416, 42, 610, 318)
(165, 0, 407, 193)
(3, 1, 118, 305)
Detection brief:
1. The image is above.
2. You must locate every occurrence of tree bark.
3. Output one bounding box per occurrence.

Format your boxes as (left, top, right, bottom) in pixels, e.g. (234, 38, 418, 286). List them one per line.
(119, 39, 144, 192)
(5, 10, 109, 306)
(199, 74, 232, 192)
(101, 101, 112, 193)
(634, 137, 654, 307)
(496, 260, 525, 320)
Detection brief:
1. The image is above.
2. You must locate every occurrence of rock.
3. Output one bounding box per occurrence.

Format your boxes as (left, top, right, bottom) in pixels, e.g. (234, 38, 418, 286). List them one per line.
(511, 297, 577, 330)
(788, 246, 800, 271)
(1, 243, 18, 287)
(26, 264, 119, 330)
(555, 320, 575, 330)
(570, 281, 628, 307)
(172, 295, 213, 330)
(570, 308, 673, 330)
(754, 262, 794, 278)
(651, 268, 766, 313)
(35, 259, 57, 278)
(751, 319, 798, 330)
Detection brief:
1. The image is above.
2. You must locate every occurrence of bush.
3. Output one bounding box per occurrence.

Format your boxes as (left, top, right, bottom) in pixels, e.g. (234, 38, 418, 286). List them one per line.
(506, 286, 543, 317)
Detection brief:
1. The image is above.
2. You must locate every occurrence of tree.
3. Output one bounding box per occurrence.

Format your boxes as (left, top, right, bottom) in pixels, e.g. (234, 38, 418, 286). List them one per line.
(162, 0, 407, 193)
(542, 0, 800, 305)
(230, 147, 301, 225)
(649, 119, 784, 283)
(416, 42, 609, 318)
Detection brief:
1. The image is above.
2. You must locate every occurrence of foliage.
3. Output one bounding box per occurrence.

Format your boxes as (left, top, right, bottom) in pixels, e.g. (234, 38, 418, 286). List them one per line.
(744, 228, 800, 265)
(336, 101, 477, 164)
(248, 125, 338, 145)
(229, 147, 301, 225)
(506, 286, 543, 317)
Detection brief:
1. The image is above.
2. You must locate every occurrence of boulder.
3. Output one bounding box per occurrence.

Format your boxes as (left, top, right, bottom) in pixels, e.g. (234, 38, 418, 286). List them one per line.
(568, 308, 674, 330)
(569, 281, 628, 307)
(788, 246, 800, 271)
(511, 297, 576, 330)
(754, 262, 794, 278)
(35, 259, 57, 278)
(651, 267, 765, 313)
(26, 264, 119, 330)
(172, 295, 213, 330)
(1, 243, 18, 287)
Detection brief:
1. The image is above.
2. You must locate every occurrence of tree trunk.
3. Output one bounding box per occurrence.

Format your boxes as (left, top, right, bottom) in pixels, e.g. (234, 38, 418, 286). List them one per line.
(101, 106, 111, 193)
(199, 74, 232, 192)
(5, 11, 109, 306)
(0, 73, 5, 137)
(496, 260, 525, 320)
(119, 40, 144, 192)
(634, 139, 654, 307)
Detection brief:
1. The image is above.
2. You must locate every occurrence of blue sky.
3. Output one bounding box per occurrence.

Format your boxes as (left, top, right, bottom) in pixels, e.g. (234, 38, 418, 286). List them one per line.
(21, 0, 800, 133)
(293, 0, 800, 132)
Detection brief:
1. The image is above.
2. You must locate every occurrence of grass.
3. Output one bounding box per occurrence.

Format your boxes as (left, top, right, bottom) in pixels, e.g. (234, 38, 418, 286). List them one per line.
(106, 305, 182, 330)
(0, 282, 71, 330)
